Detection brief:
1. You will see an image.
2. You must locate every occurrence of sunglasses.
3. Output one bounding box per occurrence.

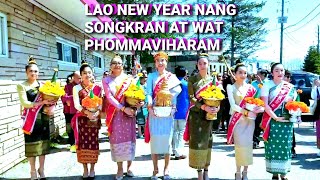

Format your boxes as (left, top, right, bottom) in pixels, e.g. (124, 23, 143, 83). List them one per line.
(111, 62, 123, 66)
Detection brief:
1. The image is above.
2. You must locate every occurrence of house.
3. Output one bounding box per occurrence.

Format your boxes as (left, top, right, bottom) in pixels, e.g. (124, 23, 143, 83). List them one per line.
(0, 0, 131, 173)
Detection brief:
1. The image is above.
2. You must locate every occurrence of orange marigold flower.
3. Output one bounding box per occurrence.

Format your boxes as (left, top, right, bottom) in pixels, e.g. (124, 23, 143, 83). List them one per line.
(82, 95, 102, 109)
(296, 89, 303, 94)
(245, 97, 264, 106)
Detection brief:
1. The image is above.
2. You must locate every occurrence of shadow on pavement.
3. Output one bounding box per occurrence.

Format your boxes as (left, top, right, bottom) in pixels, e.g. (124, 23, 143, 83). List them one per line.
(291, 153, 320, 170)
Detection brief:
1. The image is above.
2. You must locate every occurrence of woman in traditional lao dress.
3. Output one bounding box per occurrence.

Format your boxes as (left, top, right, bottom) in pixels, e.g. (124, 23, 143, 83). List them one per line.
(226, 64, 263, 180)
(72, 61, 102, 179)
(260, 63, 296, 180)
(145, 51, 181, 179)
(185, 54, 220, 180)
(103, 55, 139, 180)
(17, 57, 55, 180)
(311, 79, 320, 157)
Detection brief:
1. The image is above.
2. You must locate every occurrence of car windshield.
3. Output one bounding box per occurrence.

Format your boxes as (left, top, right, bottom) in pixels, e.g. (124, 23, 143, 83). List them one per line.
(291, 75, 306, 88)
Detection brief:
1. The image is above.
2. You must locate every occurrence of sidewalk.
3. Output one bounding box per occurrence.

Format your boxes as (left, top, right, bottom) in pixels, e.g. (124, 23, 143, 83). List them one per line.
(1, 123, 319, 180)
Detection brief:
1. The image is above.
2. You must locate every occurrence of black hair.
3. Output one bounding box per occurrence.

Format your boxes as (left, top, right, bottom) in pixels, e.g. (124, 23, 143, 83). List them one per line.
(258, 69, 268, 77)
(271, 62, 281, 73)
(175, 66, 187, 78)
(80, 60, 92, 74)
(285, 69, 291, 78)
(66, 73, 74, 84)
(234, 63, 246, 73)
(25, 56, 38, 71)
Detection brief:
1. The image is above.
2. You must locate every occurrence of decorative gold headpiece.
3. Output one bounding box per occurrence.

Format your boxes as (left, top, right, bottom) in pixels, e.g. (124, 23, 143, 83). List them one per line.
(28, 56, 37, 65)
(153, 51, 168, 61)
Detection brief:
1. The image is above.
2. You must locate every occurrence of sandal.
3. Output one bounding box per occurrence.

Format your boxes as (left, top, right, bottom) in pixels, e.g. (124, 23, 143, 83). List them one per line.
(126, 170, 134, 177)
(30, 170, 37, 180)
(242, 171, 248, 180)
(235, 172, 241, 180)
(272, 174, 279, 180)
(151, 169, 158, 180)
(163, 174, 171, 180)
(203, 169, 209, 180)
(38, 168, 46, 179)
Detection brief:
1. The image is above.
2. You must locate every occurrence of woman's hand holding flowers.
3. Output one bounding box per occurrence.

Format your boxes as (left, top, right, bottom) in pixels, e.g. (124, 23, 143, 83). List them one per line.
(202, 104, 219, 114)
(136, 101, 145, 108)
(124, 107, 135, 117)
(252, 106, 264, 114)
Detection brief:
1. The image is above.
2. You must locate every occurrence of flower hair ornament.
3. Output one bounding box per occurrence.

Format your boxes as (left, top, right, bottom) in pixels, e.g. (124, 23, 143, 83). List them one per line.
(112, 53, 122, 61)
(199, 53, 209, 58)
(154, 51, 168, 61)
(81, 60, 89, 66)
(28, 56, 37, 65)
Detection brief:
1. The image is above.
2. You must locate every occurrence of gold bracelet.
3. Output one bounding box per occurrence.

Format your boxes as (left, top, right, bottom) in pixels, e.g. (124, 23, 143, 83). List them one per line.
(121, 107, 125, 112)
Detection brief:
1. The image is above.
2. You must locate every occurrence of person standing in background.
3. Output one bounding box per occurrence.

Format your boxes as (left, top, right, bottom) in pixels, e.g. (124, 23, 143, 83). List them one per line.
(251, 69, 269, 149)
(61, 71, 81, 152)
(172, 66, 189, 160)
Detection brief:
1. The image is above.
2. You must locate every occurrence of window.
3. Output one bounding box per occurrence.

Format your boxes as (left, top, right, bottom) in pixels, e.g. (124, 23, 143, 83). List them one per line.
(0, 12, 8, 58)
(93, 53, 103, 69)
(56, 37, 80, 64)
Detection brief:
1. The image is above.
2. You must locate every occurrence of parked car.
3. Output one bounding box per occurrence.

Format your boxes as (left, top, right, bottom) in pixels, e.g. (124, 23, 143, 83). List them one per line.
(291, 71, 319, 121)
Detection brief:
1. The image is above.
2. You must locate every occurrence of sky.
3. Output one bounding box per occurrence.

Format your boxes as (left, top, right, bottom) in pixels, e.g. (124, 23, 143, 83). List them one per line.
(253, 0, 320, 67)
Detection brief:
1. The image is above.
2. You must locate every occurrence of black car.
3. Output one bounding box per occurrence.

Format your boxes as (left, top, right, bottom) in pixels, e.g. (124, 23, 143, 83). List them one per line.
(290, 71, 319, 121)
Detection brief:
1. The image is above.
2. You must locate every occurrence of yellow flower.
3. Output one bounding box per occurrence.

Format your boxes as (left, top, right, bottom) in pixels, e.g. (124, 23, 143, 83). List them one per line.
(39, 81, 65, 96)
(258, 84, 263, 88)
(124, 83, 146, 100)
(137, 73, 143, 77)
(199, 85, 225, 100)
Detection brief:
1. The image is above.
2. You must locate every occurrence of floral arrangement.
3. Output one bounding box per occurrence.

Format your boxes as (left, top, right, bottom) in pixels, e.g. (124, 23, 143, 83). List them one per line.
(39, 81, 65, 97)
(199, 85, 225, 100)
(245, 97, 265, 106)
(244, 83, 264, 112)
(124, 73, 146, 106)
(124, 84, 146, 101)
(199, 77, 225, 120)
(283, 89, 309, 122)
(285, 101, 309, 113)
(82, 90, 102, 111)
(39, 69, 65, 116)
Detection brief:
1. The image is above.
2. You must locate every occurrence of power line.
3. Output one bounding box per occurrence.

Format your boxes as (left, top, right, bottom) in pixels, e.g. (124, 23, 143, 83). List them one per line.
(269, 2, 320, 32)
(284, 2, 320, 30)
(288, 11, 320, 33)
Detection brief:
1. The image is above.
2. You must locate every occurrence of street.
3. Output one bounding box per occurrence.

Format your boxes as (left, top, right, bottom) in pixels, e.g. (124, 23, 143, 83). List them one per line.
(1, 122, 319, 180)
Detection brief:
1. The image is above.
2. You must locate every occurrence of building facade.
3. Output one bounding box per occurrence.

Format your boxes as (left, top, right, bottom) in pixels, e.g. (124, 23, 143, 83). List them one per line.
(0, 0, 129, 173)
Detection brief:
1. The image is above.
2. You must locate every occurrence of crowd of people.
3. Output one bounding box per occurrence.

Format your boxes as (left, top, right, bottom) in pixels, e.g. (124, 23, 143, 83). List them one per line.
(16, 52, 320, 180)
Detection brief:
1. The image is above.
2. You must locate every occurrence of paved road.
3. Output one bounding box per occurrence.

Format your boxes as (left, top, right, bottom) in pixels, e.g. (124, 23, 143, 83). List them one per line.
(1, 123, 319, 180)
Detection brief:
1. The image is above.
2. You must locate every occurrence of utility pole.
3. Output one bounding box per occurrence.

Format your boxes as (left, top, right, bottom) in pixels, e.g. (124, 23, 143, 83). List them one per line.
(317, 25, 319, 53)
(279, 0, 285, 64)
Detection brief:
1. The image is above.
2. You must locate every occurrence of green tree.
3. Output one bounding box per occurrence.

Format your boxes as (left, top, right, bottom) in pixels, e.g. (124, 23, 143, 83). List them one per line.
(223, 0, 268, 65)
(303, 46, 320, 74)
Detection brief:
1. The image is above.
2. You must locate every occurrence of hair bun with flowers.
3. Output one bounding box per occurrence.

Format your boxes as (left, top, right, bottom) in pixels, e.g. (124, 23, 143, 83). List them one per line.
(28, 56, 37, 65)
(81, 60, 89, 66)
(112, 53, 122, 61)
(154, 51, 168, 61)
(199, 53, 209, 58)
